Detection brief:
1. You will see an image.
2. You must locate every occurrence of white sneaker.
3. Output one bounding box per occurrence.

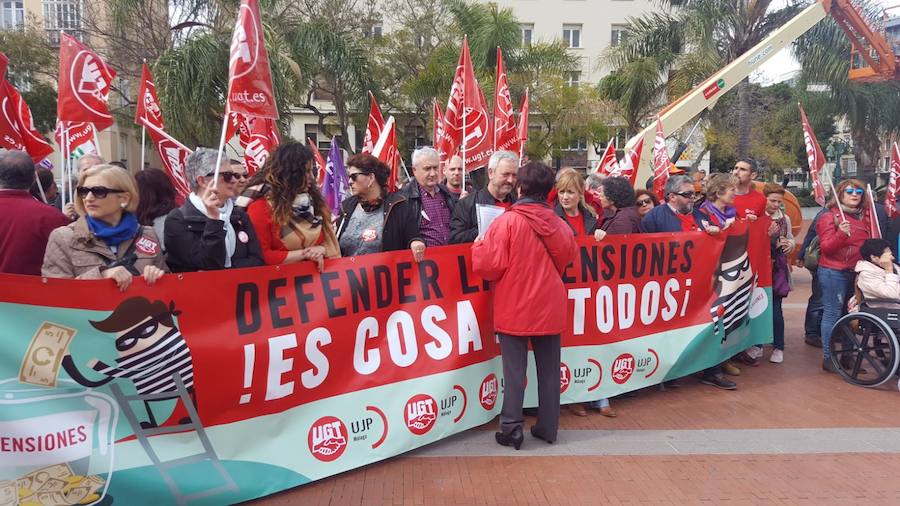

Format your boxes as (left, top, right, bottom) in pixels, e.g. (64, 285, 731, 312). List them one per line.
(770, 349, 783, 364)
(747, 345, 764, 360)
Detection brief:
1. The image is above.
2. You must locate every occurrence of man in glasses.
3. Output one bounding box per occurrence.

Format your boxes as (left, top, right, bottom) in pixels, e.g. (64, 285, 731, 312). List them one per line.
(639, 175, 707, 234)
(0, 149, 70, 275)
(230, 159, 251, 197)
(62, 296, 199, 429)
(164, 147, 264, 272)
(731, 159, 766, 220)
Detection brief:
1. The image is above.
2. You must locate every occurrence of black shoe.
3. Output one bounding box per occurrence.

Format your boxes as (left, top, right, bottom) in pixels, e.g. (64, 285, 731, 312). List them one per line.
(523, 407, 538, 416)
(530, 426, 555, 444)
(700, 374, 737, 390)
(822, 358, 838, 373)
(495, 427, 524, 450)
(805, 335, 823, 348)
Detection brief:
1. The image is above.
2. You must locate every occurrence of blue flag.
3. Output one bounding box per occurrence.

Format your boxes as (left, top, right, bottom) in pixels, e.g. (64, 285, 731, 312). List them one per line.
(325, 137, 348, 217)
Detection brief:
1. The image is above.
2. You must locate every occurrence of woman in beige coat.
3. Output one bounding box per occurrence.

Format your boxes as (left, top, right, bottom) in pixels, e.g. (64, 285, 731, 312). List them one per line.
(855, 238, 900, 309)
(42, 164, 167, 291)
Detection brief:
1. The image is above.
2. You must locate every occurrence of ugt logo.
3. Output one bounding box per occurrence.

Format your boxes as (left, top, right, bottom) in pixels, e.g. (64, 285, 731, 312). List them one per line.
(307, 416, 348, 462)
(611, 354, 635, 385)
(559, 362, 571, 393)
(404, 394, 437, 435)
(479, 374, 498, 410)
(69, 51, 112, 118)
(229, 4, 259, 78)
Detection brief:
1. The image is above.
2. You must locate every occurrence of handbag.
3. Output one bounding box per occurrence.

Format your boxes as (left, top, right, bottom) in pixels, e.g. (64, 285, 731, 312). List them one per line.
(772, 251, 792, 297)
(803, 235, 820, 271)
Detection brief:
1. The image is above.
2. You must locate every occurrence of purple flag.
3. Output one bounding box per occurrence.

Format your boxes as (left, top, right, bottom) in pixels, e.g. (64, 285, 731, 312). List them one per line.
(325, 137, 348, 217)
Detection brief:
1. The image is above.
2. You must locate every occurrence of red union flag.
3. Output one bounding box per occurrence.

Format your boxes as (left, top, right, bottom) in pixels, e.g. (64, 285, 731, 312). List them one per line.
(517, 88, 529, 163)
(0, 51, 7, 80)
(55, 121, 95, 155)
(310, 137, 327, 186)
(886, 142, 900, 218)
(866, 184, 882, 238)
(595, 139, 618, 176)
(492, 47, 518, 154)
(362, 91, 384, 154)
(242, 117, 279, 174)
(57, 33, 116, 130)
(0, 81, 54, 162)
(612, 138, 643, 186)
(433, 99, 445, 158)
(799, 103, 826, 206)
(652, 118, 670, 201)
(372, 115, 400, 190)
(227, 0, 278, 119)
(441, 38, 492, 170)
(135, 63, 164, 130)
(144, 122, 191, 203)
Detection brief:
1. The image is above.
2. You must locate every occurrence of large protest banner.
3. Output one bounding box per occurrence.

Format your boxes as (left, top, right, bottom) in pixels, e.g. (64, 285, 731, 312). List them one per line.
(0, 223, 771, 505)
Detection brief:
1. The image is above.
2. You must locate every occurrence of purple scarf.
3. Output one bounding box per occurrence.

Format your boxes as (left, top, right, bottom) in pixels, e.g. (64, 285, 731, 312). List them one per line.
(700, 200, 736, 226)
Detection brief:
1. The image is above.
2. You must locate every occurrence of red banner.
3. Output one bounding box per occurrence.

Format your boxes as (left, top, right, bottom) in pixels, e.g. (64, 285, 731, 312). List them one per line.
(492, 47, 518, 155)
(135, 63, 164, 130)
(0, 81, 53, 162)
(363, 91, 384, 155)
(652, 118, 670, 201)
(886, 142, 900, 218)
(517, 88, 529, 162)
(799, 103, 826, 206)
(596, 139, 617, 176)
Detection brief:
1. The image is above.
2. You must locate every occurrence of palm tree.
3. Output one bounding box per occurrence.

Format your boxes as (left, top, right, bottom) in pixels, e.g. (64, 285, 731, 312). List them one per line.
(605, 0, 802, 157)
(792, 9, 900, 185)
(597, 56, 668, 138)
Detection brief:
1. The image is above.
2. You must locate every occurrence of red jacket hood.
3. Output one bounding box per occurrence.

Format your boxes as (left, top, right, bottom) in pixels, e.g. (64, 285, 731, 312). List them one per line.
(509, 201, 560, 238)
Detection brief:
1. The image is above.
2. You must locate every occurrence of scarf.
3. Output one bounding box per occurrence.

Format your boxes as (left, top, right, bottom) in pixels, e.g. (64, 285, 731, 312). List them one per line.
(700, 200, 736, 227)
(86, 213, 140, 248)
(839, 203, 863, 218)
(189, 192, 236, 268)
(291, 193, 322, 226)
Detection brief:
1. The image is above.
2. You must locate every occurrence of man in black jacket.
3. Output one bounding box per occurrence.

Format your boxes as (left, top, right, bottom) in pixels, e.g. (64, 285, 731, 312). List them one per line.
(164, 148, 265, 272)
(449, 150, 518, 243)
(399, 147, 458, 249)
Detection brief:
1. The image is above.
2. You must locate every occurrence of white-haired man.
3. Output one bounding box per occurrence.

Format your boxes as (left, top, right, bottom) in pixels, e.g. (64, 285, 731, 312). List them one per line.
(450, 151, 518, 244)
(399, 147, 458, 250)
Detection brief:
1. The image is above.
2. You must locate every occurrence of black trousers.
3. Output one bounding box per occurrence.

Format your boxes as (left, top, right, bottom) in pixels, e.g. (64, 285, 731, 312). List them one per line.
(804, 268, 823, 338)
(498, 333, 560, 441)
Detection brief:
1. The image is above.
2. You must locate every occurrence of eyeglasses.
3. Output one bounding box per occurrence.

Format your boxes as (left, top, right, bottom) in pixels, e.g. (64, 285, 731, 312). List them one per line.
(636, 198, 654, 206)
(844, 187, 864, 195)
(76, 186, 125, 199)
(205, 171, 239, 183)
(672, 191, 694, 199)
(348, 172, 368, 182)
(237, 173, 249, 180)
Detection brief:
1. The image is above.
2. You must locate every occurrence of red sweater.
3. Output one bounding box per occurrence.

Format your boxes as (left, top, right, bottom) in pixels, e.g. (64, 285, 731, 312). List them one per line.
(733, 189, 767, 219)
(0, 190, 70, 275)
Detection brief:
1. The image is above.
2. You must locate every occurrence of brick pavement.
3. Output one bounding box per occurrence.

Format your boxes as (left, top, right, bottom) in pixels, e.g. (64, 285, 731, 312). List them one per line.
(250, 218, 900, 505)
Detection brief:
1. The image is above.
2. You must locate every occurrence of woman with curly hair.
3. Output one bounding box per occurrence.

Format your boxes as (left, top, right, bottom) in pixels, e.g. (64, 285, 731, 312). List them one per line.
(596, 176, 641, 238)
(242, 142, 340, 270)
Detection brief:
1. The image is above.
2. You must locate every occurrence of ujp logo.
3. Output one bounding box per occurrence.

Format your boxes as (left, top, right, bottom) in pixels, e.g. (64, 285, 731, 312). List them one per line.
(479, 374, 498, 410)
(307, 416, 348, 462)
(404, 394, 437, 435)
(611, 354, 635, 384)
(559, 362, 571, 393)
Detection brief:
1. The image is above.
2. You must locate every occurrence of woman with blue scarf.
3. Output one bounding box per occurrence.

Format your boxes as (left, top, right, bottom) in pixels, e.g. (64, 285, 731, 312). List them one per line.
(43, 165, 168, 291)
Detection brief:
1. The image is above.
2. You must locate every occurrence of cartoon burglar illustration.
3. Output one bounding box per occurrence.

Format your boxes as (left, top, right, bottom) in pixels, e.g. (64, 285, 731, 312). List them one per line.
(710, 231, 757, 342)
(62, 296, 197, 429)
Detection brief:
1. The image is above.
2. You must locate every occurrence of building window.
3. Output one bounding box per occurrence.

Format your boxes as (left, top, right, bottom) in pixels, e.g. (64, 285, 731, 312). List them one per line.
(404, 125, 426, 150)
(366, 23, 382, 39)
(611, 24, 629, 46)
(566, 71, 581, 87)
(565, 137, 587, 151)
(1, 1, 24, 30)
(43, 0, 83, 43)
(844, 157, 857, 176)
(118, 133, 129, 164)
(521, 23, 534, 47)
(562, 24, 582, 48)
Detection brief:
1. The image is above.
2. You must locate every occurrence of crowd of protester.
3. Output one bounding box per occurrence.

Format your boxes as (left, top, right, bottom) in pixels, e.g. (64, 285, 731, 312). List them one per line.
(1, 143, 898, 451)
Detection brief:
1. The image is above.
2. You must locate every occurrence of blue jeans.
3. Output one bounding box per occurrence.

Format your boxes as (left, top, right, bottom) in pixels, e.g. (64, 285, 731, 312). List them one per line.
(818, 267, 854, 359)
(588, 399, 609, 409)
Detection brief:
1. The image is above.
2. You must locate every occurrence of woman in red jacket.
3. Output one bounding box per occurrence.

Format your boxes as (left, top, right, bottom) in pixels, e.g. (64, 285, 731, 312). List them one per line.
(242, 143, 340, 271)
(816, 178, 872, 372)
(473, 162, 578, 450)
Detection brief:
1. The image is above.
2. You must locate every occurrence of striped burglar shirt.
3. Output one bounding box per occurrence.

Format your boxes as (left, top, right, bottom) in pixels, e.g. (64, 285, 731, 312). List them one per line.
(91, 328, 194, 395)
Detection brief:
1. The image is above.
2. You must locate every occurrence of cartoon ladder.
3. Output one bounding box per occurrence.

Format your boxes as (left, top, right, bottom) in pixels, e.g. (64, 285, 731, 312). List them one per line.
(109, 374, 238, 505)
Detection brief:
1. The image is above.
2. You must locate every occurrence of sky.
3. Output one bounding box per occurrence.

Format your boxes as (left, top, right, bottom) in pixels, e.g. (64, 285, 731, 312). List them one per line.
(753, 0, 900, 85)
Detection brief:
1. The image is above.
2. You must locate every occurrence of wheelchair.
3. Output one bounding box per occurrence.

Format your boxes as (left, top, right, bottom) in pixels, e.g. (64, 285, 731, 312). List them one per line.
(828, 289, 900, 390)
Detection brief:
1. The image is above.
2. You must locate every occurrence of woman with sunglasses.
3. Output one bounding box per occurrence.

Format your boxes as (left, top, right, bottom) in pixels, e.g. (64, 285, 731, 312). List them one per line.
(42, 164, 168, 291)
(242, 143, 340, 270)
(164, 148, 264, 272)
(816, 179, 873, 373)
(335, 153, 422, 257)
(633, 190, 658, 217)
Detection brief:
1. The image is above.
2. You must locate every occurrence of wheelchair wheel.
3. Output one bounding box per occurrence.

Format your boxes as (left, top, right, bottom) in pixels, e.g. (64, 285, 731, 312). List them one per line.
(829, 312, 900, 387)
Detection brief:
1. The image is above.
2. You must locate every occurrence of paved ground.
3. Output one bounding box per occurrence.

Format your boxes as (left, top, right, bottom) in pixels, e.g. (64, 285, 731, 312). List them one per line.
(252, 216, 900, 505)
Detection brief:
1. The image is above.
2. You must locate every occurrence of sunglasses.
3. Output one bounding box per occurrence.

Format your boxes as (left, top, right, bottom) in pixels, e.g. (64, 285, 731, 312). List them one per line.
(76, 186, 125, 199)
(115, 318, 159, 352)
(671, 191, 694, 199)
(348, 172, 369, 182)
(636, 198, 653, 206)
(205, 171, 239, 183)
(844, 187, 864, 195)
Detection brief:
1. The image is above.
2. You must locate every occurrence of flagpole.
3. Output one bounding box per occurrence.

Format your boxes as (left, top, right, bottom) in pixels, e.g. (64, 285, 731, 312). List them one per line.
(90, 123, 102, 158)
(212, 111, 230, 185)
(461, 35, 467, 191)
(65, 126, 73, 204)
(140, 126, 146, 170)
(867, 184, 881, 235)
(34, 167, 48, 203)
(58, 124, 67, 210)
